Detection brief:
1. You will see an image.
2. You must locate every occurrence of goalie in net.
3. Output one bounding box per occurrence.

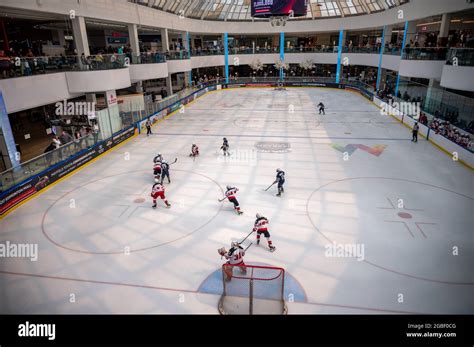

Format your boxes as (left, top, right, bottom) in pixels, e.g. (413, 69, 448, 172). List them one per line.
(274, 80, 286, 91)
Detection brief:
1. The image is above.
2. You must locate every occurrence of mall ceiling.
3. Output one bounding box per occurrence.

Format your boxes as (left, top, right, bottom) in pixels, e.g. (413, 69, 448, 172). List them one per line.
(129, 0, 410, 21)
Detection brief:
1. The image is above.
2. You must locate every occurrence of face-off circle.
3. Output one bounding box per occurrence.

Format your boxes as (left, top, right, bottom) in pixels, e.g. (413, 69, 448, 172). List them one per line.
(41, 169, 224, 254)
(306, 177, 474, 284)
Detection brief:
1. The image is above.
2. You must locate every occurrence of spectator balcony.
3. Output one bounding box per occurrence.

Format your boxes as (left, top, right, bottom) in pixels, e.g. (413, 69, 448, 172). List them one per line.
(399, 47, 448, 79)
(441, 48, 474, 92)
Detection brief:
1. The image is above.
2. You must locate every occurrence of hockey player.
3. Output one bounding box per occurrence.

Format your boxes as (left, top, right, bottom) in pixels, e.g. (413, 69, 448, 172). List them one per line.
(253, 213, 275, 252)
(221, 137, 229, 156)
(218, 241, 247, 281)
(189, 144, 199, 157)
(153, 160, 162, 178)
(153, 153, 163, 163)
(151, 179, 171, 208)
(318, 102, 325, 115)
(274, 168, 285, 197)
(160, 160, 171, 184)
(224, 185, 243, 215)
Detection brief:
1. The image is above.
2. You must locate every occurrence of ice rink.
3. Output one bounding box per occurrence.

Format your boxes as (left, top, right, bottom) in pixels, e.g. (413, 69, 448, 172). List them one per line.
(0, 87, 473, 314)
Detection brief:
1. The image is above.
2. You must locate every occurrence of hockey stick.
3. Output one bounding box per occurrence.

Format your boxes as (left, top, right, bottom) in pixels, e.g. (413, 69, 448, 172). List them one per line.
(244, 242, 253, 252)
(239, 230, 254, 244)
(169, 157, 178, 165)
(263, 182, 276, 191)
(218, 196, 227, 202)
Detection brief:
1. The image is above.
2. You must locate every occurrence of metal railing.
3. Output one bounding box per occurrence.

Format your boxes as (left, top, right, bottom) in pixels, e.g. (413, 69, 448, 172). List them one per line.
(446, 48, 474, 66)
(1, 132, 100, 192)
(401, 47, 448, 61)
(0, 53, 129, 79)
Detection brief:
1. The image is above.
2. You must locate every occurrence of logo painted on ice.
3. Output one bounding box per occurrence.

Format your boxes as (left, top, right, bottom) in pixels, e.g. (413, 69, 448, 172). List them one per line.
(331, 144, 387, 157)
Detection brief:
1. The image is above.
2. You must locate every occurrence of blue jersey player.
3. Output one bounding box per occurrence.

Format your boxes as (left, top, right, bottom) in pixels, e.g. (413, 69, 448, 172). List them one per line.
(274, 168, 285, 197)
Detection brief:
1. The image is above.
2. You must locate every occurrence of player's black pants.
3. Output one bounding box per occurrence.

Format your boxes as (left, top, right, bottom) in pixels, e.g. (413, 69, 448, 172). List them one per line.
(278, 180, 285, 194)
(412, 131, 418, 142)
(161, 170, 170, 183)
(319, 107, 325, 115)
(228, 197, 240, 209)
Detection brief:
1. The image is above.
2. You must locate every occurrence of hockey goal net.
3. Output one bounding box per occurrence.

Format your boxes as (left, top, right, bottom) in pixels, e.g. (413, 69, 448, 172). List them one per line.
(274, 81, 286, 90)
(218, 264, 287, 315)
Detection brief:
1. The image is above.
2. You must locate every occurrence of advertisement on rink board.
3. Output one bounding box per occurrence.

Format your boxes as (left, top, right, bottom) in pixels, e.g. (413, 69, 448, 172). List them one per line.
(0, 126, 136, 216)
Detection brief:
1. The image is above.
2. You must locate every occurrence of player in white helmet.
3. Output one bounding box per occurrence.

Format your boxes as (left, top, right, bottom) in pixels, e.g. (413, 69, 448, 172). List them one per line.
(153, 153, 163, 163)
(224, 185, 243, 215)
(252, 213, 275, 252)
(151, 178, 171, 208)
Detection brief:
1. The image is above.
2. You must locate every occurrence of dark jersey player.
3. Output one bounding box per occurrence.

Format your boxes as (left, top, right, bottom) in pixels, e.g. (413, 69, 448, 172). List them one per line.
(318, 102, 325, 115)
(274, 168, 285, 197)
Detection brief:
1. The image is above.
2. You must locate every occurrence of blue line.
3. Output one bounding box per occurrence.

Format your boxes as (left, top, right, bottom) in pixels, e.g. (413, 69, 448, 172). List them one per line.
(280, 32, 284, 80)
(336, 29, 344, 83)
(376, 26, 385, 91)
(224, 33, 229, 84)
(149, 132, 412, 141)
(395, 21, 409, 96)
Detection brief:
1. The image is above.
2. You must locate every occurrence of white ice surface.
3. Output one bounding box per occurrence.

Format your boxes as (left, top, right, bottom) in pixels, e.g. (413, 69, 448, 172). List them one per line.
(0, 87, 473, 314)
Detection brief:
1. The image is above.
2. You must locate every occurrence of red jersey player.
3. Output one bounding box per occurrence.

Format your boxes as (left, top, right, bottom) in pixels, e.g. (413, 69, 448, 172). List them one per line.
(253, 213, 276, 252)
(224, 185, 243, 215)
(151, 179, 171, 208)
(218, 241, 247, 281)
(153, 161, 162, 177)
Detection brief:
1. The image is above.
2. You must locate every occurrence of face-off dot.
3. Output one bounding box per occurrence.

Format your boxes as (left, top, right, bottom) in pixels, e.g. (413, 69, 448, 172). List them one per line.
(397, 212, 412, 219)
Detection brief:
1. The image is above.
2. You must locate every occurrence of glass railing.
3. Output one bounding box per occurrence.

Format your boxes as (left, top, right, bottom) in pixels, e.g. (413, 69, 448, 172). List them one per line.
(285, 46, 338, 53)
(78, 53, 129, 70)
(446, 48, 474, 66)
(341, 46, 380, 54)
(166, 51, 190, 60)
(401, 47, 448, 61)
(383, 46, 402, 55)
(383, 76, 473, 137)
(0, 53, 130, 79)
(0, 132, 100, 192)
(191, 48, 226, 56)
(131, 52, 167, 64)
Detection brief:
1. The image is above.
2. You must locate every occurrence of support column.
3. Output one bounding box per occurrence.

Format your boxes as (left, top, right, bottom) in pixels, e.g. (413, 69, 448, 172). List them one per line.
(383, 25, 393, 45)
(376, 26, 386, 90)
(71, 16, 90, 56)
(128, 23, 140, 57)
(57, 29, 66, 48)
(405, 20, 418, 45)
(395, 21, 409, 97)
(0, 91, 19, 169)
(335, 29, 344, 83)
(166, 75, 173, 96)
(161, 28, 169, 52)
(438, 13, 451, 46)
(224, 32, 229, 84)
(279, 32, 284, 80)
